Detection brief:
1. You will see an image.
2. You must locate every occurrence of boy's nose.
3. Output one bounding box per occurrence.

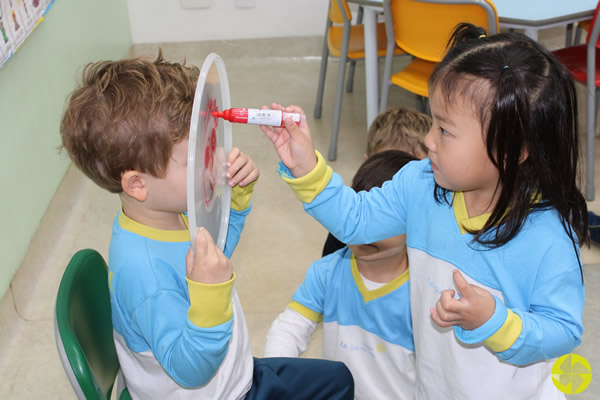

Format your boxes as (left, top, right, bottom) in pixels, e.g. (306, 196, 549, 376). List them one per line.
(424, 130, 435, 153)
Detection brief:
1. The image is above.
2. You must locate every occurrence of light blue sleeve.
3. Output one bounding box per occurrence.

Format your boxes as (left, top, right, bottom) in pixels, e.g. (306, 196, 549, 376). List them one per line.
(130, 288, 233, 387)
(292, 165, 408, 245)
(223, 205, 251, 258)
(499, 268, 583, 364)
(455, 265, 584, 365)
(291, 257, 331, 315)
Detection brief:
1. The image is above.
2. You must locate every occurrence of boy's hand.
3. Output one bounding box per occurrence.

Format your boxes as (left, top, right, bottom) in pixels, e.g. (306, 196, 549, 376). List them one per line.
(186, 227, 232, 284)
(430, 269, 495, 331)
(258, 103, 317, 178)
(226, 147, 259, 187)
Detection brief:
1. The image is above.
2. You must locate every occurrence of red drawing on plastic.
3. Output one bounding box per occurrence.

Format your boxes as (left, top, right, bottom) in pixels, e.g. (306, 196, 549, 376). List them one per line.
(203, 98, 219, 207)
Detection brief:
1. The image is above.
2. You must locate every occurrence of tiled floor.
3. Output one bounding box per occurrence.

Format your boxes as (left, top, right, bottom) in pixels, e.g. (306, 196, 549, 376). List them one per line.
(1, 28, 599, 398)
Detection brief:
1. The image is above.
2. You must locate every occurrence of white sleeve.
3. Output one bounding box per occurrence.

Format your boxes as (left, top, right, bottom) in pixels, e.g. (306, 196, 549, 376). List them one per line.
(264, 306, 318, 357)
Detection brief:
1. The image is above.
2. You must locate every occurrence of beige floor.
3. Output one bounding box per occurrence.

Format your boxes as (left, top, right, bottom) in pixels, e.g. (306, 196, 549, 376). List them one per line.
(1, 28, 599, 398)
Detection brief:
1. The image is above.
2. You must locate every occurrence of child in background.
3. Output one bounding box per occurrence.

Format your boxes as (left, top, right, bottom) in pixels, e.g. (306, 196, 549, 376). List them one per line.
(260, 23, 588, 399)
(323, 107, 431, 256)
(60, 54, 354, 399)
(265, 150, 417, 400)
(365, 107, 430, 160)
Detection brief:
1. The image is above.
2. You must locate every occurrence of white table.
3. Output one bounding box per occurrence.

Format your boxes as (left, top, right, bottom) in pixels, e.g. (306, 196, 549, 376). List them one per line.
(351, 0, 598, 126)
(497, 0, 597, 41)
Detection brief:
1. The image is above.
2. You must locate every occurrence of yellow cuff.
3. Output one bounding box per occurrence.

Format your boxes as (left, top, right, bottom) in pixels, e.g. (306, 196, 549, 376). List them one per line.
(231, 181, 256, 211)
(187, 273, 236, 328)
(484, 308, 523, 352)
(281, 151, 333, 203)
(288, 300, 323, 323)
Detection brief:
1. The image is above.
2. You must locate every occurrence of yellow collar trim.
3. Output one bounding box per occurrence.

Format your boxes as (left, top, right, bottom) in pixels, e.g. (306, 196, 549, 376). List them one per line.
(452, 191, 491, 235)
(118, 210, 190, 242)
(350, 254, 409, 302)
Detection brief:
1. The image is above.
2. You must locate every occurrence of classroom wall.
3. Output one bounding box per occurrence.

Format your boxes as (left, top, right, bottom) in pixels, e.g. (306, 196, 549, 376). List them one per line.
(128, 0, 331, 43)
(0, 0, 131, 299)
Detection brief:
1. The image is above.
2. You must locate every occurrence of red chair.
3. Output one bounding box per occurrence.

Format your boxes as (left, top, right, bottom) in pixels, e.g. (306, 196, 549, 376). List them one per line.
(553, 1, 600, 200)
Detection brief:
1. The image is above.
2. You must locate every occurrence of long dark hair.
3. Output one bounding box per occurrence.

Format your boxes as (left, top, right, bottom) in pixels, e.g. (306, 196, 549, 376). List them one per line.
(429, 23, 589, 258)
(352, 150, 418, 192)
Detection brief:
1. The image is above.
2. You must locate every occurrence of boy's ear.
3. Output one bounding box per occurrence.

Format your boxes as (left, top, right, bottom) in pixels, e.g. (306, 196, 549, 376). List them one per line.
(121, 170, 148, 202)
(363, 153, 368, 161)
(519, 146, 529, 164)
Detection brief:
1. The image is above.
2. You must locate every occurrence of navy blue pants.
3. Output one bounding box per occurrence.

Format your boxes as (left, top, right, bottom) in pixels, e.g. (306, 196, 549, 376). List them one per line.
(246, 357, 354, 400)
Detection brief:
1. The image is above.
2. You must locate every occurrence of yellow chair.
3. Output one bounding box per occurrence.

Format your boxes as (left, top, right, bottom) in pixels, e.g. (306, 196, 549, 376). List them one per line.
(379, 0, 499, 113)
(315, 0, 403, 161)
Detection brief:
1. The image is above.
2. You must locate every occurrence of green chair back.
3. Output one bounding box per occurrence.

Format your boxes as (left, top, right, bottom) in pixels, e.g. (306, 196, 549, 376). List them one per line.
(54, 249, 129, 399)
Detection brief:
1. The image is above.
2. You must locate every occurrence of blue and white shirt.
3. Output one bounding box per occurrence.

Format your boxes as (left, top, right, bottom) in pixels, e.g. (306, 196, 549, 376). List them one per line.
(109, 203, 253, 399)
(265, 247, 414, 400)
(279, 152, 584, 400)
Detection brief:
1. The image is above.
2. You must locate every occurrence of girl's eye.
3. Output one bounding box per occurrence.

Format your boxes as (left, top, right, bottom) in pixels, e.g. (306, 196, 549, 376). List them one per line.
(440, 127, 449, 136)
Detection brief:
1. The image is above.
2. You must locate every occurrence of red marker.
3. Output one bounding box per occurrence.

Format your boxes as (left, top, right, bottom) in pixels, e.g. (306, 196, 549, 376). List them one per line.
(212, 108, 301, 127)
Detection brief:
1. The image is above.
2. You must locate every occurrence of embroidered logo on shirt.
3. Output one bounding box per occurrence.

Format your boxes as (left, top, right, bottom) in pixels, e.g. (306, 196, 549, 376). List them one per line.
(340, 340, 376, 358)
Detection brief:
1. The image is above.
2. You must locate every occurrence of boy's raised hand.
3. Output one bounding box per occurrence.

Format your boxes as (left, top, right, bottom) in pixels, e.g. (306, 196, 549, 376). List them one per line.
(259, 103, 318, 178)
(186, 227, 232, 284)
(430, 269, 496, 331)
(226, 147, 259, 187)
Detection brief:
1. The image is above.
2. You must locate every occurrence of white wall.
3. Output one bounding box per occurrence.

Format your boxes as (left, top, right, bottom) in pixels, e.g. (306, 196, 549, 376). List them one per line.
(128, 0, 331, 43)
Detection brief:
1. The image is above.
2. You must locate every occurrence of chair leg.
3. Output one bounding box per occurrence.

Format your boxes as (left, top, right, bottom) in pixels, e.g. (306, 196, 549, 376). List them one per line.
(346, 60, 356, 93)
(380, 0, 396, 113)
(328, 26, 351, 161)
(314, 19, 332, 119)
(585, 86, 598, 200)
(379, 43, 396, 113)
(566, 23, 574, 47)
(575, 25, 583, 45)
(345, 6, 363, 94)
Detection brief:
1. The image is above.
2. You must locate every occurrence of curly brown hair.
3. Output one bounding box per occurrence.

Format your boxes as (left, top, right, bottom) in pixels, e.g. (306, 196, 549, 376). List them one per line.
(366, 107, 431, 158)
(60, 51, 199, 193)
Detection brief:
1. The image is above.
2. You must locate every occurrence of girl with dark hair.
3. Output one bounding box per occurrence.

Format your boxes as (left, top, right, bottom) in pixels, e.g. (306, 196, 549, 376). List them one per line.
(260, 23, 588, 399)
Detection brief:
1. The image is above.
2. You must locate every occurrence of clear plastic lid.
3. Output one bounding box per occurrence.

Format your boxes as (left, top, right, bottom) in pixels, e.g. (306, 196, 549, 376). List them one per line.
(187, 53, 232, 252)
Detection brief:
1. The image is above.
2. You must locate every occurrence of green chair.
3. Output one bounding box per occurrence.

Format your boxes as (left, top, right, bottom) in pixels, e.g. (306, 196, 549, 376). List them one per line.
(54, 249, 130, 400)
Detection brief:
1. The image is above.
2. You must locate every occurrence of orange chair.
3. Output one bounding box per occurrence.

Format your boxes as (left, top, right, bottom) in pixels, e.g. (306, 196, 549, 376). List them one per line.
(575, 19, 593, 44)
(315, 0, 403, 161)
(379, 0, 498, 113)
(553, 1, 600, 200)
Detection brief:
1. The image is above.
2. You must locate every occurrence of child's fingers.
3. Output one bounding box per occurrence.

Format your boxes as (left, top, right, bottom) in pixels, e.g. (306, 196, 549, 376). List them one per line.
(283, 104, 305, 115)
(226, 152, 248, 178)
(435, 297, 461, 323)
(297, 114, 308, 129)
(194, 227, 210, 260)
(283, 114, 304, 139)
(430, 307, 456, 328)
(228, 159, 259, 186)
(233, 165, 259, 187)
(227, 147, 241, 166)
(453, 269, 474, 299)
(185, 245, 194, 277)
(439, 289, 458, 311)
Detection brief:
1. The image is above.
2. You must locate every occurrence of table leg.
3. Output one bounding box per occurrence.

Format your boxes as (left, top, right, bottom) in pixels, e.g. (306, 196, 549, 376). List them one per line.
(363, 6, 379, 129)
(566, 23, 574, 46)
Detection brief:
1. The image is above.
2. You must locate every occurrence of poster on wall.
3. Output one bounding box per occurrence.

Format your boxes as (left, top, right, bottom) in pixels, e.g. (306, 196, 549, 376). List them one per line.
(0, 0, 55, 69)
(30, 0, 51, 20)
